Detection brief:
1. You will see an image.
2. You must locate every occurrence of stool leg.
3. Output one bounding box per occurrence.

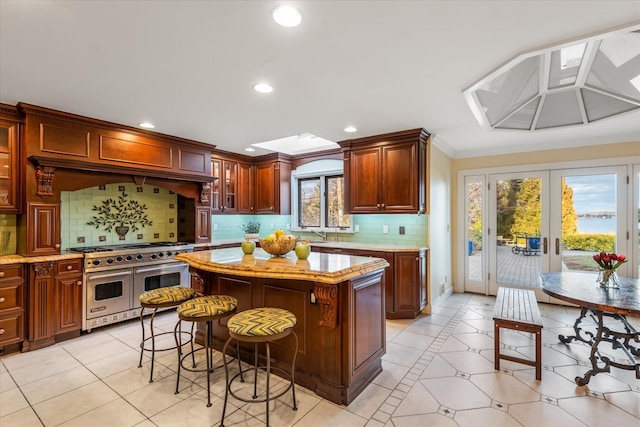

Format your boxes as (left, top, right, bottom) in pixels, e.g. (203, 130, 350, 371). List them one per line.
(189, 322, 196, 368)
(265, 342, 271, 427)
(220, 336, 234, 427)
(174, 320, 182, 395)
(148, 308, 158, 383)
(138, 307, 146, 369)
(205, 321, 212, 407)
(237, 341, 244, 383)
(252, 342, 259, 399)
(291, 331, 298, 411)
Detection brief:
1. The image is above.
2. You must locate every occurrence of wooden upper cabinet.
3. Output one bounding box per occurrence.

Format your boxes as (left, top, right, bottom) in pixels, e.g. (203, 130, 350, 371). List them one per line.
(211, 158, 242, 213)
(24, 203, 60, 256)
(0, 113, 21, 213)
(254, 158, 291, 215)
(340, 128, 429, 214)
(237, 162, 255, 214)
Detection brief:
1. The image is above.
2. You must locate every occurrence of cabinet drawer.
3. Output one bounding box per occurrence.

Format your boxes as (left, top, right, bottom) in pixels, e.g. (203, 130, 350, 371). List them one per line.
(57, 259, 83, 275)
(0, 312, 24, 345)
(0, 264, 23, 281)
(0, 281, 23, 312)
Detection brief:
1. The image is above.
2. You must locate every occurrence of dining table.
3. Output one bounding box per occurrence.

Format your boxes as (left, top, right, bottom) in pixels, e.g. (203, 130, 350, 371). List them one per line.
(540, 272, 640, 386)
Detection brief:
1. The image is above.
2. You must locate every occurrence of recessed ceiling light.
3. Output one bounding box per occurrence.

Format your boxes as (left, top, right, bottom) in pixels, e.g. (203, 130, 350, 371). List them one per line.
(272, 6, 302, 27)
(139, 122, 155, 129)
(344, 126, 357, 133)
(244, 147, 256, 152)
(253, 83, 273, 93)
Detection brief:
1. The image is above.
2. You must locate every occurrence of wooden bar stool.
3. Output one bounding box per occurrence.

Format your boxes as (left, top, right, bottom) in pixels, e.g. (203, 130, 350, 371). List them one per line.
(220, 307, 298, 427)
(138, 287, 195, 383)
(174, 295, 238, 407)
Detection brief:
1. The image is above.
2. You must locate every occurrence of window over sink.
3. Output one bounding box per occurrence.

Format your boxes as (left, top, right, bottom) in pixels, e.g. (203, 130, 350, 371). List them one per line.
(291, 160, 352, 232)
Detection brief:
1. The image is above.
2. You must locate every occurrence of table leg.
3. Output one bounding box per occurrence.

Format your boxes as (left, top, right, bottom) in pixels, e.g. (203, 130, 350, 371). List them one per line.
(575, 309, 611, 386)
(559, 307, 594, 345)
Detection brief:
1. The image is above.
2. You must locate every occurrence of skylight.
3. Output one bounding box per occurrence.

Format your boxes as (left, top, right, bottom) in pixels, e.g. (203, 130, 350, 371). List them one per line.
(252, 133, 339, 156)
(463, 23, 640, 131)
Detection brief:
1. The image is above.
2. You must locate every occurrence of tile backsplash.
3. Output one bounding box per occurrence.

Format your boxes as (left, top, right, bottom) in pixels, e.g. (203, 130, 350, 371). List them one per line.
(61, 183, 178, 249)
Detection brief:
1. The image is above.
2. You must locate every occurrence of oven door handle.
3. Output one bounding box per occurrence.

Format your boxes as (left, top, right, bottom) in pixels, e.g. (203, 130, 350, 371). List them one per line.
(135, 263, 186, 274)
(87, 270, 132, 280)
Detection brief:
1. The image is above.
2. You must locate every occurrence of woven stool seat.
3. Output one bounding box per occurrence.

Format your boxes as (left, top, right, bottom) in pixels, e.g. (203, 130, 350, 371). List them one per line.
(138, 286, 195, 383)
(177, 295, 238, 320)
(174, 294, 238, 407)
(227, 307, 296, 337)
(221, 307, 298, 426)
(140, 287, 195, 307)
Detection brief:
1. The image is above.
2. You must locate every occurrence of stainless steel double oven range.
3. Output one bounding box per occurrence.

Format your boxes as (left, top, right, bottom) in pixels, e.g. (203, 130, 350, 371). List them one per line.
(69, 242, 194, 331)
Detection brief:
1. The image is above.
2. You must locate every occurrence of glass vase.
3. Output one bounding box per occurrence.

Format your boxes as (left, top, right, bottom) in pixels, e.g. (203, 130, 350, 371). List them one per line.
(597, 268, 619, 289)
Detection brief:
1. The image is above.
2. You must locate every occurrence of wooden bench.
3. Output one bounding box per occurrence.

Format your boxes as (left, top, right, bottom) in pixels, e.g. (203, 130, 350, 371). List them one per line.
(493, 287, 543, 380)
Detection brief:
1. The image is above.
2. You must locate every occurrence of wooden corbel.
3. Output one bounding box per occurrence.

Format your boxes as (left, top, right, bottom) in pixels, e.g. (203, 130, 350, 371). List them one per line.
(35, 166, 56, 196)
(314, 283, 339, 329)
(200, 182, 211, 205)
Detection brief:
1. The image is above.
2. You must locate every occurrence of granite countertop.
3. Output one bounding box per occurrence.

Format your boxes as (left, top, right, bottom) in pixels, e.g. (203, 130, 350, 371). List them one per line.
(195, 239, 427, 252)
(0, 252, 85, 265)
(176, 247, 390, 284)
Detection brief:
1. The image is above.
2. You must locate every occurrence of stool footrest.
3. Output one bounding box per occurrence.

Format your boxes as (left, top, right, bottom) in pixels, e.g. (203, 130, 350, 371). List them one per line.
(227, 366, 295, 404)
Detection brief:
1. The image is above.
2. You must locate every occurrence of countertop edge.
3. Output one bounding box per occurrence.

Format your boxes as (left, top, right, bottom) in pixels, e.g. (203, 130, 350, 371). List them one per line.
(195, 240, 428, 252)
(0, 253, 85, 265)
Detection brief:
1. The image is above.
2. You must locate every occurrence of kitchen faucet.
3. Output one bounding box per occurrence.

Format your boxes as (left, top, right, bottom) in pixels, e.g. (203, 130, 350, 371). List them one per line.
(312, 230, 328, 241)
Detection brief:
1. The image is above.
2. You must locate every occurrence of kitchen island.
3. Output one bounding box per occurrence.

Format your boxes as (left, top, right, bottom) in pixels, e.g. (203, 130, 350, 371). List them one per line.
(175, 247, 389, 405)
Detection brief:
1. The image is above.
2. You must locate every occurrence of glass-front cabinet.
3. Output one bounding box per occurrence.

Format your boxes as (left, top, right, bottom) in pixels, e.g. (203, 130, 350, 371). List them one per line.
(0, 119, 20, 213)
(211, 158, 238, 213)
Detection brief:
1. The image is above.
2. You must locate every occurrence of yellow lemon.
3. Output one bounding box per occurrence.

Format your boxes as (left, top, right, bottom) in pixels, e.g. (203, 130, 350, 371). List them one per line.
(275, 229, 284, 238)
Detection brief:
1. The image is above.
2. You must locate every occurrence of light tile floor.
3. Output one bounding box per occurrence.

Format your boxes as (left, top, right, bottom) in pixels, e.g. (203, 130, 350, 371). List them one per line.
(1, 293, 639, 426)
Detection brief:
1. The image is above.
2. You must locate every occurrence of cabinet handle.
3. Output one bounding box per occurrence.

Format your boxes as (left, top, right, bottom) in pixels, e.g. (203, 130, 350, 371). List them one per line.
(0, 297, 5, 303)
(67, 265, 73, 270)
(377, 204, 381, 208)
(55, 244, 61, 249)
(270, 206, 273, 210)
(381, 203, 385, 209)
(77, 281, 82, 286)
(0, 328, 4, 335)
(0, 272, 4, 278)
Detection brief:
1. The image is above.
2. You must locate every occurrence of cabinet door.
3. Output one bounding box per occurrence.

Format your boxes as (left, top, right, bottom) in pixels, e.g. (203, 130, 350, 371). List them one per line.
(0, 120, 20, 213)
(393, 252, 419, 314)
(195, 206, 211, 243)
(381, 142, 417, 212)
(27, 262, 56, 350)
(348, 147, 381, 213)
(211, 158, 221, 211)
(237, 162, 255, 213)
(419, 250, 428, 310)
(357, 250, 394, 316)
(55, 273, 82, 334)
(27, 203, 60, 256)
(222, 161, 238, 213)
(255, 162, 275, 213)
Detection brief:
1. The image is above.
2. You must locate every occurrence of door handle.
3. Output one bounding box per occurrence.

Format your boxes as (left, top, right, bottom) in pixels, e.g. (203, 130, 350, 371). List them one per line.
(555, 238, 560, 255)
(543, 237, 548, 254)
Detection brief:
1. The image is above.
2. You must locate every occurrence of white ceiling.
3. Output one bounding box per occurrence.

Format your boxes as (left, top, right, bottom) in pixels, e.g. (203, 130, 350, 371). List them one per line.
(1, 1, 639, 158)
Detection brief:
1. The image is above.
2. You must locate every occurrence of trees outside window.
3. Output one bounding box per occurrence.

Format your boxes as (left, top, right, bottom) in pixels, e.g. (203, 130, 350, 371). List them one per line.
(298, 175, 350, 229)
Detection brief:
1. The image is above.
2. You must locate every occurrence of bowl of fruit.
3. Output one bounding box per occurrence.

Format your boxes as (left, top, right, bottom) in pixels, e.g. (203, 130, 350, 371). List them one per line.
(259, 230, 297, 256)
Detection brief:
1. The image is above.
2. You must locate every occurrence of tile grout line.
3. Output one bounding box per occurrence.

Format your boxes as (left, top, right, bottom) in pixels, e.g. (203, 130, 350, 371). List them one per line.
(372, 304, 469, 423)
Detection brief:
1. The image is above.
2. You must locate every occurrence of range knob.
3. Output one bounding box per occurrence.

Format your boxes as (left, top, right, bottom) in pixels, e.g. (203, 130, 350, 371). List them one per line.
(150, 254, 158, 260)
(126, 255, 133, 261)
(116, 256, 123, 262)
(158, 252, 165, 257)
(106, 258, 114, 264)
(136, 254, 143, 260)
(166, 251, 173, 256)
(92, 260, 101, 266)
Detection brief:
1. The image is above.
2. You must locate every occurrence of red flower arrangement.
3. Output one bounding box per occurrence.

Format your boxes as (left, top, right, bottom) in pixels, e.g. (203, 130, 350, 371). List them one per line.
(593, 252, 627, 270)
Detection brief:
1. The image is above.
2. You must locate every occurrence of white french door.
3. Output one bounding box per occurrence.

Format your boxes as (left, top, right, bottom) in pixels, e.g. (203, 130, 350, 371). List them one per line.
(463, 165, 632, 297)
(488, 171, 550, 300)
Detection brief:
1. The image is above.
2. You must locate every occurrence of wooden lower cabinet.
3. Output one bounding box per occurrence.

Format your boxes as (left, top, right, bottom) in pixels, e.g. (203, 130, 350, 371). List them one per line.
(0, 264, 25, 352)
(316, 247, 428, 319)
(25, 259, 83, 351)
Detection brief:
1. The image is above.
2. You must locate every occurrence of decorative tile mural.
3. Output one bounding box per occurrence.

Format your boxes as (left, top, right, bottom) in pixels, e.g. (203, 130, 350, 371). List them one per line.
(60, 183, 178, 249)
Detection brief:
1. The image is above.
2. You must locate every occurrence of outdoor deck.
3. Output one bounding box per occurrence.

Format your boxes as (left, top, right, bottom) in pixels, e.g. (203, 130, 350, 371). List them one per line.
(469, 245, 541, 287)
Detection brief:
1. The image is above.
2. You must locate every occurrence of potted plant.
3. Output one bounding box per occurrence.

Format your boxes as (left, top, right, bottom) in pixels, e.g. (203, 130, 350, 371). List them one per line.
(242, 221, 261, 241)
(87, 191, 153, 238)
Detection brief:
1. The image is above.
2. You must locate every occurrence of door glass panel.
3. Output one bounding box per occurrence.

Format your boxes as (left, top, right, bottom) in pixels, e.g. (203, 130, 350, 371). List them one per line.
(560, 174, 616, 272)
(495, 177, 542, 287)
(467, 180, 483, 281)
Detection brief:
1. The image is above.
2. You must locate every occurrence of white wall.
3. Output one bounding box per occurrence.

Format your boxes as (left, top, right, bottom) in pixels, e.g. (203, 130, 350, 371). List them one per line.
(428, 143, 453, 308)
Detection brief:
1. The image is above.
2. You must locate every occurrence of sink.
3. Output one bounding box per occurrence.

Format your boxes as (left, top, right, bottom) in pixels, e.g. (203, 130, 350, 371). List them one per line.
(307, 240, 331, 244)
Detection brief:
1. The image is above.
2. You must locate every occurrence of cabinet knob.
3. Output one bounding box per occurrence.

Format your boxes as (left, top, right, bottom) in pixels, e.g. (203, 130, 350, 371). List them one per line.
(55, 244, 61, 249)
(0, 297, 5, 303)
(67, 265, 73, 270)
(0, 328, 4, 335)
(377, 204, 380, 208)
(77, 281, 82, 286)
(0, 272, 4, 277)
(270, 206, 273, 210)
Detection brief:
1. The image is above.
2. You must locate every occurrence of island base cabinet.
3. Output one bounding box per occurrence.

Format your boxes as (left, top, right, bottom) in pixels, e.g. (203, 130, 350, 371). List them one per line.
(195, 268, 385, 405)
